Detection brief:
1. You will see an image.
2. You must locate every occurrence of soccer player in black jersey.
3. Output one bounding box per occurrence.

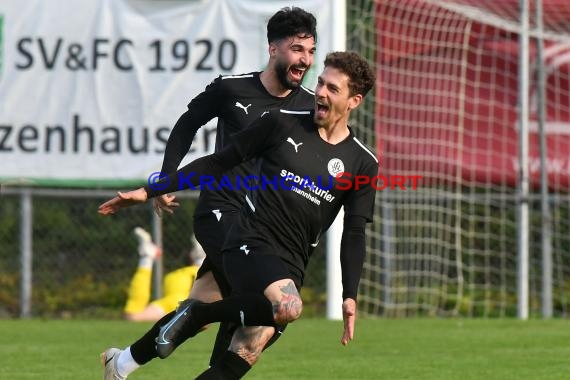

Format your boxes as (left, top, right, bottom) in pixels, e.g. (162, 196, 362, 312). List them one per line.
(99, 51, 377, 379)
(100, 6, 317, 380)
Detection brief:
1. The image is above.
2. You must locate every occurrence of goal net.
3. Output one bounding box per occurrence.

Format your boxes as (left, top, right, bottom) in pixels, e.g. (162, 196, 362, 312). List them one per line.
(347, 0, 570, 317)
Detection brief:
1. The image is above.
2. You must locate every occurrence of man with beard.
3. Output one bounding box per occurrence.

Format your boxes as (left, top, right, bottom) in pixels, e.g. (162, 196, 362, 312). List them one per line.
(100, 51, 378, 380)
(101, 6, 317, 380)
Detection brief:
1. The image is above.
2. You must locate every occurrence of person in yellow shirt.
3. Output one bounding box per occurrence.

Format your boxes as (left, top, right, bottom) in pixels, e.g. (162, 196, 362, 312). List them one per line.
(123, 227, 205, 322)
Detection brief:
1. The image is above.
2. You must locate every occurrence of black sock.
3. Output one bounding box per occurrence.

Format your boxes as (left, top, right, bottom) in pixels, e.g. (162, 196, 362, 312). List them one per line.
(263, 323, 287, 352)
(130, 311, 175, 364)
(194, 366, 226, 380)
(191, 293, 276, 328)
(195, 351, 251, 380)
(209, 322, 238, 366)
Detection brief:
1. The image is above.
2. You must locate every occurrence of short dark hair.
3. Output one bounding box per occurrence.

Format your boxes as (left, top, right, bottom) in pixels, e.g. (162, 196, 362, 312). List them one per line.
(267, 7, 317, 44)
(324, 51, 376, 97)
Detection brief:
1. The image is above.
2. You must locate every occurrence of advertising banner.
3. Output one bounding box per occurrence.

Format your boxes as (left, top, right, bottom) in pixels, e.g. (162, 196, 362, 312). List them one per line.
(0, 0, 334, 186)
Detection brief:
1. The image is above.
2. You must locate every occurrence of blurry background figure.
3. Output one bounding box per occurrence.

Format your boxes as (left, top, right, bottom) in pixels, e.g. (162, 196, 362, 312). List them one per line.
(123, 227, 205, 322)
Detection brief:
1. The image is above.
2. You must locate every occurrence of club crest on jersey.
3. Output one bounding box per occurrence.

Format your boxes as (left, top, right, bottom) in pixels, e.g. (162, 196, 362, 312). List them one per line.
(327, 158, 344, 176)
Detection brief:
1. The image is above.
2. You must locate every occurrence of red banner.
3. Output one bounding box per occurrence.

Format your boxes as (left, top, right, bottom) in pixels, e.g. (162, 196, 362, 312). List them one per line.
(375, 0, 570, 190)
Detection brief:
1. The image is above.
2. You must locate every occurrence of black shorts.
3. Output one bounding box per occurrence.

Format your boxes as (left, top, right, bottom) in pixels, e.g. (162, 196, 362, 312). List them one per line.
(193, 210, 238, 297)
(222, 245, 299, 295)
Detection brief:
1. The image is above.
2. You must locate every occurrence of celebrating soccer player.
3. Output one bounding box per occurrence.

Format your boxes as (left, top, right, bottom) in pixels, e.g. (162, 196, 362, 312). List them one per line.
(100, 6, 317, 380)
(99, 51, 377, 379)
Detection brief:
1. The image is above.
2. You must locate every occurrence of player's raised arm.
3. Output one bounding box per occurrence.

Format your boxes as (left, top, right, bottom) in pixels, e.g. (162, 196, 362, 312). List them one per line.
(153, 79, 221, 216)
(160, 79, 221, 174)
(98, 112, 280, 216)
(98, 146, 242, 216)
(98, 188, 151, 215)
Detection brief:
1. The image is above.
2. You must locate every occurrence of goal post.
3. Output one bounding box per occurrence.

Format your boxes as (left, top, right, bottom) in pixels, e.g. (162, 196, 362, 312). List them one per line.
(326, 0, 347, 321)
(347, 0, 570, 317)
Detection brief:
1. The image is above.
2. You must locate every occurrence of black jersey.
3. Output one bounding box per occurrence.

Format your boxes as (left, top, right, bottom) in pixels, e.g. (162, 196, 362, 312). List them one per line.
(223, 109, 379, 284)
(161, 72, 315, 216)
(148, 109, 378, 294)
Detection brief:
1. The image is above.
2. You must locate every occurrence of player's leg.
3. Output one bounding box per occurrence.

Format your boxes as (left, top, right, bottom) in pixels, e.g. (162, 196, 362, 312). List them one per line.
(153, 211, 238, 362)
(194, 325, 276, 379)
(139, 268, 222, 354)
(102, 271, 223, 379)
(191, 252, 301, 379)
(179, 277, 303, 328)
(102, 214, 228, 378)
(208, 319, 239, 366)
(125, 304, 167, 322)
(102, 310, 175, 379)
(153, 211, 233, 360)
(196, 211, 240, 366)
(157, 251, 303, 352)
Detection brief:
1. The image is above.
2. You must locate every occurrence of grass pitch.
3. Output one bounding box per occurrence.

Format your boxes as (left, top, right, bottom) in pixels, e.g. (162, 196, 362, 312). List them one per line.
(1, 318, 569, 379)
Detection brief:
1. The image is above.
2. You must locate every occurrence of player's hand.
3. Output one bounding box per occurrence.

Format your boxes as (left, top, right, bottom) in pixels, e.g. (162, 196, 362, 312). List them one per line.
(341, 298, 356, 346)
(152, 194, 179, 217)
(98, 188, 148, 215)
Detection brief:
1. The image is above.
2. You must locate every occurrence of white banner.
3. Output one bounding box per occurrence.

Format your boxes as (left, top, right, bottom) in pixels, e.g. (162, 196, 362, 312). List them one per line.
(0, 0, 335, 185)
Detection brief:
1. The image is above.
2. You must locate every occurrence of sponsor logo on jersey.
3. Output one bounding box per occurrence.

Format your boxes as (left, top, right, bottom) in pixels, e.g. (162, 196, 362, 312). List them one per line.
(327, 158, 344, 176)
(286, 137, 303, 153)
(280, 169, 336, 205)
(235, 101, 252, 114)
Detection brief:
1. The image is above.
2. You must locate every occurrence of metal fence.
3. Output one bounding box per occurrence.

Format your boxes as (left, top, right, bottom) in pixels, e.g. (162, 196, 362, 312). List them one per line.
(0, 186, 328, 319)
(0, 187, 199, 318)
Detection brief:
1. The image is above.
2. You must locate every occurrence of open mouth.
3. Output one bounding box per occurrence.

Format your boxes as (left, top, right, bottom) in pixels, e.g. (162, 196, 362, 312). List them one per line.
(290, 66, 306, 81)
(316, 102, 329, 118)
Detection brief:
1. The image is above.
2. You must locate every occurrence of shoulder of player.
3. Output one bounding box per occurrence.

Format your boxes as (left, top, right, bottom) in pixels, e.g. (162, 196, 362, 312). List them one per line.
(277, 108, 313, 117)
(299, 84, 315, 97)
(349, 135, 379, 166)
(218, 72, 267, 102)
(273, 109, 313, 129)
(217, 72, 259, 86)
(206, 72, 258, 92)
(260, 108, 312, 121)
(252, 109, 310, 140)
(292, 85, 315, 105)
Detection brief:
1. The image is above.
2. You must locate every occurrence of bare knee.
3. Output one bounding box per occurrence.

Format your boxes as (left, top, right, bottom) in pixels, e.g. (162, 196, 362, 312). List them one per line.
(273, 294, 303, 325)
(273, 300, 302, 325)
(229, 326, 275, 365)
(265, 280, 303, 325)
(190, 271, 223, 303)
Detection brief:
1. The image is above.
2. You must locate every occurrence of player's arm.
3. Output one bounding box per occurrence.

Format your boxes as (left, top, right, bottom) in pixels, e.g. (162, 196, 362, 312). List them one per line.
(153, 78, 221, 215)
(339, 214, 366, 346)
(338, 160, 378, 345)
(145, 110, 280, 193)
(98, 112, 282, 215)
(147, 145, 243, 197)
(97, 146, 242, 215)
(160, 77, 221, 174)
(147, 111, 283, 196)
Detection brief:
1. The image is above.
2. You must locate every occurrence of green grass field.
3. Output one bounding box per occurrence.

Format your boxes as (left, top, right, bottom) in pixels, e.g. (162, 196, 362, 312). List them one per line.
(2, 318, 570, 379)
